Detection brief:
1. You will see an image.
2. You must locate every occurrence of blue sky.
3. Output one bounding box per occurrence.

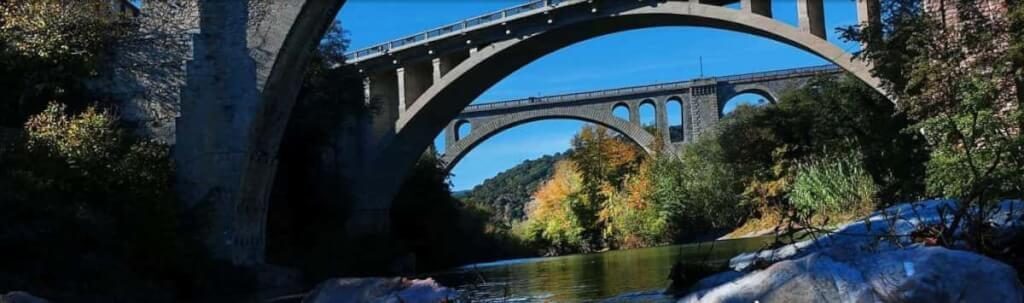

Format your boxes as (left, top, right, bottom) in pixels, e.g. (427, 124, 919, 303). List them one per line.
(338, 0, 862, 190)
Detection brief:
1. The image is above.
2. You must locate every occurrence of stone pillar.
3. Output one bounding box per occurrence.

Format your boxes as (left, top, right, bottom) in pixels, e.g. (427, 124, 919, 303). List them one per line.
(366, 71, 400, 152)
(444, 121, 457, 151)
(797, 0, 826, 39)
(655, 99, 670, 148)
(628, 103, 640, 125)
(688, 83, 720, 139)
(742, 0, 773, 17)
(682, 96, 694, 143)
(176, 0, 266, 265)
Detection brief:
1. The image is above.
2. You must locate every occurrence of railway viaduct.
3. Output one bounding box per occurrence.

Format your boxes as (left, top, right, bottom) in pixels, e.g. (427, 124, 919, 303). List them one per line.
(439, 65, 841, 168)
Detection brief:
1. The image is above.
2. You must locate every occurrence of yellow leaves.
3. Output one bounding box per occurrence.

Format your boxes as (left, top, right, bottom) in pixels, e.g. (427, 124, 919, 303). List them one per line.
(527, 160, 582, 221)
(25, 102, 122, 167)
(1, 1, 121, 62)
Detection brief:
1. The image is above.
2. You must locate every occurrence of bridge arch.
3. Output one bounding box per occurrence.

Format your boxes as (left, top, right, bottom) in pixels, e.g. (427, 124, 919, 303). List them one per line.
(719, 84, 779, 115)
(729, 85, 780, 104)
(611, 102, 632, 122)
(368, 2, 884, 197)
(440, 108, 663, 169)
(454, 119, 472, 141)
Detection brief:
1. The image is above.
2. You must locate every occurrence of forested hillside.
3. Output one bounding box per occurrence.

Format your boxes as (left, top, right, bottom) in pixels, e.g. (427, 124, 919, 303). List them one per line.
(461, 153, 566, 224)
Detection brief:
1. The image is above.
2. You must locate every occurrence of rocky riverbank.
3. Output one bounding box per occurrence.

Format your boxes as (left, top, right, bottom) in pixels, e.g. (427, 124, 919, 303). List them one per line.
(677, 199, 1024, 302)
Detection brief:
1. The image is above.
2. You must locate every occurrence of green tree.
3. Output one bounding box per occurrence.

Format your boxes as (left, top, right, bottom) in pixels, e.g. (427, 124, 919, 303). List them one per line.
(0, 1, 127, 126)
(567, 126, 646, 249)
(843, 0, 1024, 243)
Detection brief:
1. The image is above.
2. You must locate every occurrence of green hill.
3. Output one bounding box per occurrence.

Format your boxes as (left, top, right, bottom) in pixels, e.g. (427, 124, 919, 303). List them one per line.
(461, 152, 567, 224)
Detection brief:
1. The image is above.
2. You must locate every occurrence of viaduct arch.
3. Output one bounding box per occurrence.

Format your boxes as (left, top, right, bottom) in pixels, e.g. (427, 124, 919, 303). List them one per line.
(178, 0, 883, 264)
(441, 108, 663, 170)
(440, 64, 841, 169)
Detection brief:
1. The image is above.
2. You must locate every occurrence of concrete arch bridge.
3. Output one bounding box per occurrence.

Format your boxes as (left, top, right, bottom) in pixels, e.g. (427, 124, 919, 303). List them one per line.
(175, 0, 883, 264)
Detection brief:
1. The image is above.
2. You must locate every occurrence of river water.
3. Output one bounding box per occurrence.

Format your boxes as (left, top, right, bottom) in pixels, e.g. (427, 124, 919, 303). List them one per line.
(426, 236, 776, 302)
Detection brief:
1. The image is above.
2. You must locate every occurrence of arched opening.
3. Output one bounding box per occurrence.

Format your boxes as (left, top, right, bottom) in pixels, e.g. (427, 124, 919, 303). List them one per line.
(448, 119, 583, 191)
(443, 112, 657, 171)
(456, 120, 472, 141)
(639, 100, 656, 127)
(666, 98, 684, 142)
(448, 118, 649, 190)
(388, 3, 883, 186)
(612, 103, 631, 122)
(325, 2, 885, 263)
(723, 92, 771, 115)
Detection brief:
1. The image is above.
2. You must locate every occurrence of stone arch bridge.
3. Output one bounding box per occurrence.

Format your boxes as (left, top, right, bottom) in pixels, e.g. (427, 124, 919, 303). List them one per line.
(173, 0, 882, 264)
(440, 65, 840, 168)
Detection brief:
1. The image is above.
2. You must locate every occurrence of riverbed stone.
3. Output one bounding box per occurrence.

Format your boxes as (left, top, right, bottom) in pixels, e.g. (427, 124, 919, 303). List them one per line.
(0, 292, 49, 303)
(303, 277, 457, 303)
(682, 199, 1024, 303)
(729, 199, 1024, 272)
(680, 246, 1023, 302)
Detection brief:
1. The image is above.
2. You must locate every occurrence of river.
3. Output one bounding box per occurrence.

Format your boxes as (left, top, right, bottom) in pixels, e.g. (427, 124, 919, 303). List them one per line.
(425, 235, 777, 302)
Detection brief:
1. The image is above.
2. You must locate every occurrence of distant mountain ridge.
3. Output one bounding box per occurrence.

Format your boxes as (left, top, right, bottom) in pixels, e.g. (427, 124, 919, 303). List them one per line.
(460, 152, 567, 224)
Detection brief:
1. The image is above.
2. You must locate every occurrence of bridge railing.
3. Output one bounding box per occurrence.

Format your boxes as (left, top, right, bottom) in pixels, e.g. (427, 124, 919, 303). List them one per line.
(462, 65, 841, 113)
(345, 0, 583, 63)
(714, 64, 839, 83)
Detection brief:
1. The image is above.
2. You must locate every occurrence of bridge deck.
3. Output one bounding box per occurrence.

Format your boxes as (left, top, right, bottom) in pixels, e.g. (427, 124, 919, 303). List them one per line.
(343, 0, 745, 64)
(460, 64, 840, 114)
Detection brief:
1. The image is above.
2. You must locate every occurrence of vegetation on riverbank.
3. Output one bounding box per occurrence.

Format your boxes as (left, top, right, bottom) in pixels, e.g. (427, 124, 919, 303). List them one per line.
(0, 3, 260, 301)
(503, 74, 929, 256)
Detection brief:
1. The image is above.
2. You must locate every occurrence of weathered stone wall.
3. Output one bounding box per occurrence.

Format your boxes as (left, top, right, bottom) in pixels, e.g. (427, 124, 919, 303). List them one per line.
(88, 1, 200, 144)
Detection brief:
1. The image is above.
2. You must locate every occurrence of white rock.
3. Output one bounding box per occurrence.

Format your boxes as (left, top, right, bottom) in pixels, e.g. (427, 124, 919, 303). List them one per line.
(730, 199, 1024, 272)
(681, 246, 1023, 303)
(0, 292, 49, 303)
(303, 277, 457, 303)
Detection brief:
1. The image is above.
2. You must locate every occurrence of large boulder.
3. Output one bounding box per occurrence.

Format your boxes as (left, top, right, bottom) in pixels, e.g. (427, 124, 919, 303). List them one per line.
(680, 200, 1024, 302)
(0, 292, 49, 303)
(730, 199, 1024, 272)
(681, 246, 1024, 302)
(303, 277, 457, 303)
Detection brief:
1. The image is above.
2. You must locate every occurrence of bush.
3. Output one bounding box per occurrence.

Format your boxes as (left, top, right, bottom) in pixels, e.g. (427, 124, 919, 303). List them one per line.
(0, 1, 126, 127)
(790, 153, 878, 221)
(0, 102, 241, 302)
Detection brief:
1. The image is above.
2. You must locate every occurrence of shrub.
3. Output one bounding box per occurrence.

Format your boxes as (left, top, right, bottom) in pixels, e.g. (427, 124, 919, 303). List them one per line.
(790, 153, 878, 221)
(0, 102, 206, 301)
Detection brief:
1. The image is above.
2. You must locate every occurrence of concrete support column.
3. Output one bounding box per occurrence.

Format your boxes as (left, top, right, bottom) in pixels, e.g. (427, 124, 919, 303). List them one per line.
(855, 0, 881, 49)
(400, 61, 433, 111)
(432, 58, 444, 82)
(433, 52, 468, 82)
(797, 0, 826, 39)
(396, 67, 408, 113)
(742, 0, 773, 17)
(856, 0, 880, 26)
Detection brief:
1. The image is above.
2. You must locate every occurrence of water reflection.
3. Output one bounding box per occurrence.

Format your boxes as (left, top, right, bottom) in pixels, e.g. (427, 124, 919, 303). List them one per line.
(427, 236, 777, 302)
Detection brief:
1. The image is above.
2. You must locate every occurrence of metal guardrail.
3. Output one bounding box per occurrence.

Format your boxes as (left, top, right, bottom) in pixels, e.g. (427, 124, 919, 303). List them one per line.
(344, 0, 580, 63)
(462, 65, 841, 113)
